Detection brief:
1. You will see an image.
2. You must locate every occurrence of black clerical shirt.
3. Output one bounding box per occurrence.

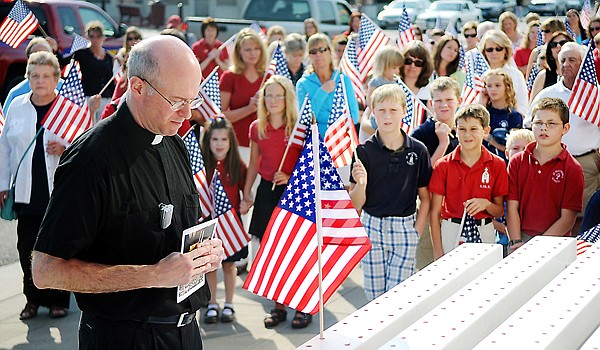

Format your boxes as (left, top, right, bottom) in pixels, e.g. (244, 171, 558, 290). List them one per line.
(35, 103, 209, 321)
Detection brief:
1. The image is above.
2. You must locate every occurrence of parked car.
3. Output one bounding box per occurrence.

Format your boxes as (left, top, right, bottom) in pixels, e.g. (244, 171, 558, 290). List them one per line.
(416, 0, 482, 30)
(477, 0, 517, 21)
(529, 0, 569, 16)
(0, 0, 125, 102)
(377, 0, 431, 29)
(186, 0, 354, 41)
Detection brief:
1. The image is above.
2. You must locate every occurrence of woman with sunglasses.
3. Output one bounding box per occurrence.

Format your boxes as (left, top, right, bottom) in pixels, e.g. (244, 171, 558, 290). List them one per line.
(296, 33, 359, 137)
(59, 21, 115, 123)
(110, 27, 142, 101)
(480, 30, 528, 115)
(220, 28, 267, 160)
(583, 16, 600, 46)
(432, 35, 465, 90)
(529, 31, 573, 103)
(399, 41, 434, 105)
(514, 21, 540, 76)
(525, 18, 565, 82)
(461, 21, 479, 51)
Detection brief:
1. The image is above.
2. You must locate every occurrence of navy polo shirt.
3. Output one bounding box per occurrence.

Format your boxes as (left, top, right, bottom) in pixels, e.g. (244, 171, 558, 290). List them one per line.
(410, 117, 459, 159)
(350, 130, 432, 217)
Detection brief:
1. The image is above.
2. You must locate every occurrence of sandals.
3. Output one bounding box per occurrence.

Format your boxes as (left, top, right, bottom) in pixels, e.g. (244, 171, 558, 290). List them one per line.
(49, 306, 68, 318)
(291, 312, 312, 329)
(220, 306, 235, 323)
(204, 305, 219, 324)
(264, 308, 287, 329)
(19, 302, 38, 320)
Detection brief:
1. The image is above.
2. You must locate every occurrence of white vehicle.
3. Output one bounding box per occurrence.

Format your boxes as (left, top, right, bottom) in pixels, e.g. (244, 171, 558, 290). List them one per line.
(187, 0, 354, 41)
(377, 0, 431, 29)
(416, 0, 482, 30)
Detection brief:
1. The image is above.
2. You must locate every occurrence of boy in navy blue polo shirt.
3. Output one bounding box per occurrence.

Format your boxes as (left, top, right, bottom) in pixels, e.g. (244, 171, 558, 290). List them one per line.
(350, 84, 432, 301)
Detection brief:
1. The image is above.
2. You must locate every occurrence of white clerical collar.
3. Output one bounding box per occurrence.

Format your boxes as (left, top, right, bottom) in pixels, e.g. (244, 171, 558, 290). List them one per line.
(151, 135, 163, 145)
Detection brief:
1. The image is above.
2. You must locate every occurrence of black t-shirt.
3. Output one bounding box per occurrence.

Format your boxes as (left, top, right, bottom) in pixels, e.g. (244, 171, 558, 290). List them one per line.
(63, 48, 114, 97)
(410, 117, 459, 161)
(349, 130, 432, 217)
(35, 103, 208, 320)
(15, 100, 52, 216)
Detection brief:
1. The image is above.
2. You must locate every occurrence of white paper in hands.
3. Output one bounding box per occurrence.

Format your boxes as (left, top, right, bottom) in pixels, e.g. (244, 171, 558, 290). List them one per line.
(177, 218, 218, 303)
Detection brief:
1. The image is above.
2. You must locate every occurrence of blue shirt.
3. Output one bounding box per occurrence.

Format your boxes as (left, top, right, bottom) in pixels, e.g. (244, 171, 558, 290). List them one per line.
(485, 105, 523, 160)
(410, 117, 459, 159)
(296, 69, 360, 137)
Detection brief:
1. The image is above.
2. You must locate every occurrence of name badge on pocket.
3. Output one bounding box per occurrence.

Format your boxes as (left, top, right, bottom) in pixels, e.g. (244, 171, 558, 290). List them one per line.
(159, 203, 174, 229)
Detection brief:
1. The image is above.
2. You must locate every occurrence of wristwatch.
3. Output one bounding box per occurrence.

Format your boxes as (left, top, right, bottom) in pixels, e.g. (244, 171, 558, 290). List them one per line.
(509, 239, 523, 246)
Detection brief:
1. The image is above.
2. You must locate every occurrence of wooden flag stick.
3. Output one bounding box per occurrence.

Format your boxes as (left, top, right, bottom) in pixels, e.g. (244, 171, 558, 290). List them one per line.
(310, 122, 325, 340)
(97, 69, 119, 96)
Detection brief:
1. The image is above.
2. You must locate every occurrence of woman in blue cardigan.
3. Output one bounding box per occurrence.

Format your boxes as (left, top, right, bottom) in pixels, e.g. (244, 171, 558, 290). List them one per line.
(296, 33, 359, 137)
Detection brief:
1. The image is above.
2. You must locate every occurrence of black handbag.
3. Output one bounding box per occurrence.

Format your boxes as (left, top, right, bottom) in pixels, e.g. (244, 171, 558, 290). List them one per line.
(1, 128, 43, 220)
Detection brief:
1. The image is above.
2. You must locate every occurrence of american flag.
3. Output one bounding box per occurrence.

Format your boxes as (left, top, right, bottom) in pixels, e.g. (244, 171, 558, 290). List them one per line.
(219, 34, 236, 59)
(445, 22, 457, 36)
(357, 14, 391, 83)
(0, 108, 4, 135)
(397, 5, 414, 48)
(568, 43, 600, 126)
(324, 77, 358, 168)
(338, 37, 366, 106)
(536, 28, 544, 47)
(113, 66, 124, 83)
(576, 224, 600, 256)
(289, 95, 314, 148)
(250, 21, 267, 42)
(265, 43, 291, 81)
(243, 134, 371, 315)
(42, 62, 92, 144)
(64, 33, 90, 57)
(0, 0, 38, 49)
(461, 49, 489, 105)
(581, 0, 592, 28)
(458, 46, 465, 70)
(397, 79, 426, 133)
(565, 19, 576, 40)
(197, 67, 222, 121)
(458, 212, 482, 244)
(527, 63, 539, 92)
(182, 130, 211, 220)
(210, 169, 250, 258)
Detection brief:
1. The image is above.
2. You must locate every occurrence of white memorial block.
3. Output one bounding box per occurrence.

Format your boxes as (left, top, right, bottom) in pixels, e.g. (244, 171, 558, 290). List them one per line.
(382, 236, 576, 350)
(299, 244, 502, 350)
(478, 243, 600, 350)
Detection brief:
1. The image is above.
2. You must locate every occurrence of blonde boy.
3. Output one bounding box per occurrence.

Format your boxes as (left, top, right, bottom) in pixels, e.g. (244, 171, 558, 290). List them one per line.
(350, 84, 431, 301)
(505, 129, 534, 160)
(429, 104, 508, 259)
(506, 98, 584, 250)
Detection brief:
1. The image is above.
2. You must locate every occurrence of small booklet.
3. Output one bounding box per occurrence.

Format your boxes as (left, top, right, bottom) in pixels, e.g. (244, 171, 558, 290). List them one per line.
(177, 218, 218, 303)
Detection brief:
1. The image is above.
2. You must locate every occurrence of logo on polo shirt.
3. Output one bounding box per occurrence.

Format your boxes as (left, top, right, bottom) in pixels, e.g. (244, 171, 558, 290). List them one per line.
(551, 170, 564, 183)
(500, 120, 509, 128)
(406, 152, 418, 166)
(482, 167, 490, 184)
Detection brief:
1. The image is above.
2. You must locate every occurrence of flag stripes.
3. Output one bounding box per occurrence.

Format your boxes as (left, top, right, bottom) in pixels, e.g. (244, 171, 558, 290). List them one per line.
(0, 0, 38, 48)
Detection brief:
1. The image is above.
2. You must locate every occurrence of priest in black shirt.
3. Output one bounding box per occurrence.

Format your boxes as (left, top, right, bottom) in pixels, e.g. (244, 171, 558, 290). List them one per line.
(31, 36, 223, 350)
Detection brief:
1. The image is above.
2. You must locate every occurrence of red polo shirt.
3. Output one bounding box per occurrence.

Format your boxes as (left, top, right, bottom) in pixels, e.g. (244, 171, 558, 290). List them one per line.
(507, 142, 584, 236)
(429, 145, 508, 220)
(220, 70, 261, 147)
(249, 120, 302, 182)
(191, 38, 229, 76)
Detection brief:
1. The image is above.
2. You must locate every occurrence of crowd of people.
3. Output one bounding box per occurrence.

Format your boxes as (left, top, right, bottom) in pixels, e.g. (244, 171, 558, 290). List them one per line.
(0, 6, 600, 348)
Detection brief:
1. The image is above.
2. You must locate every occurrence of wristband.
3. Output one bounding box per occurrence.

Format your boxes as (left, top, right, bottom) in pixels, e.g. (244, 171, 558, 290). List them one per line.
(509, 239, 523, 246)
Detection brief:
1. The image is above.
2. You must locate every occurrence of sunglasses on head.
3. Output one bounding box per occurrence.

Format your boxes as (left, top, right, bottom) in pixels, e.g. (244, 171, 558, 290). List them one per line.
(485, 47, 505, 53)
(549, 40, 569, 48)
(404, 57, 424, 67)
(464, 33, 477, 38)
(308, 47, 329, 55)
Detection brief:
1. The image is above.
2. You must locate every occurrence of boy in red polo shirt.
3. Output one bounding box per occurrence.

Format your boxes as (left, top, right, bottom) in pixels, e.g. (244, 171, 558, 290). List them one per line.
(506, 98, 584, 251)
(429, 104, 508, 259)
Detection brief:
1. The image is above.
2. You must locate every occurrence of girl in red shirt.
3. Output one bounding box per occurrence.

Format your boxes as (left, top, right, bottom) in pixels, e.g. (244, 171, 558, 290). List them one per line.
(201, 117, 248, 324)
(242, 75, 307, 329)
